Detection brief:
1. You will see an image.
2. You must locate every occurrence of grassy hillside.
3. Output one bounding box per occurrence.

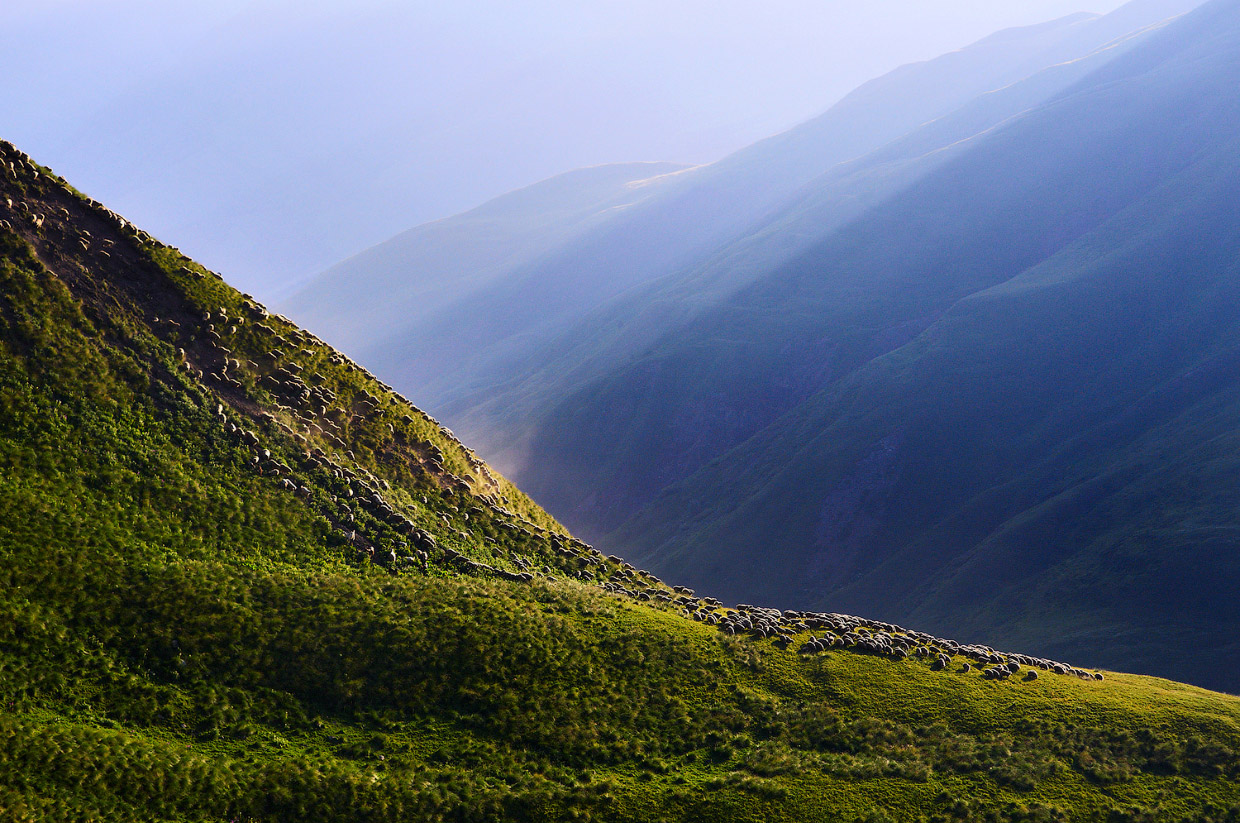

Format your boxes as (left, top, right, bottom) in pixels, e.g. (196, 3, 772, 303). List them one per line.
(3, 142, 1240, 821)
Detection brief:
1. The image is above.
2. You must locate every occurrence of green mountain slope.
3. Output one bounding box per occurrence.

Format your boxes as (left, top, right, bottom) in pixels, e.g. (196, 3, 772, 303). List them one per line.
(3, 142, 1240, 821)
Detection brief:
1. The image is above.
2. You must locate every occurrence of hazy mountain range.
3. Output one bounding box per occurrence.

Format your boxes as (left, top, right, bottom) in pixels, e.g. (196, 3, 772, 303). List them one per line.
(282, 0, 1240, 692)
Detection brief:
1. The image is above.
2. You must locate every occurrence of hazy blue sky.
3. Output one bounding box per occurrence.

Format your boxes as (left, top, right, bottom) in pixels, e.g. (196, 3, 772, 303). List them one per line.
(1, 0, 1131, 297)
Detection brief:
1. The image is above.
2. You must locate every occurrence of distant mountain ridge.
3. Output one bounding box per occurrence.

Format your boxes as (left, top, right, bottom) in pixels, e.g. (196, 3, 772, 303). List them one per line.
(278, 0, 1240, 693)
(285, 4, 1199, 405)
(283, 161, 689, 362)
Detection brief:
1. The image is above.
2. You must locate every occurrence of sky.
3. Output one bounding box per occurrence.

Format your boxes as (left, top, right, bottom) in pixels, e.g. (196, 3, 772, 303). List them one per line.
(0, 0, 1132, 299)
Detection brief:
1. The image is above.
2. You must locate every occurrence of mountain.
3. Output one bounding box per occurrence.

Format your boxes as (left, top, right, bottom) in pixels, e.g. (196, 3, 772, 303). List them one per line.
(436, 0, 1207, 527)
(5, 143, 1240, 820)
(284, 0, 1240, 694)
(284, 1, 1203, 408)
(486, 0, 1240, 692)
(283, 161, 689, 366)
